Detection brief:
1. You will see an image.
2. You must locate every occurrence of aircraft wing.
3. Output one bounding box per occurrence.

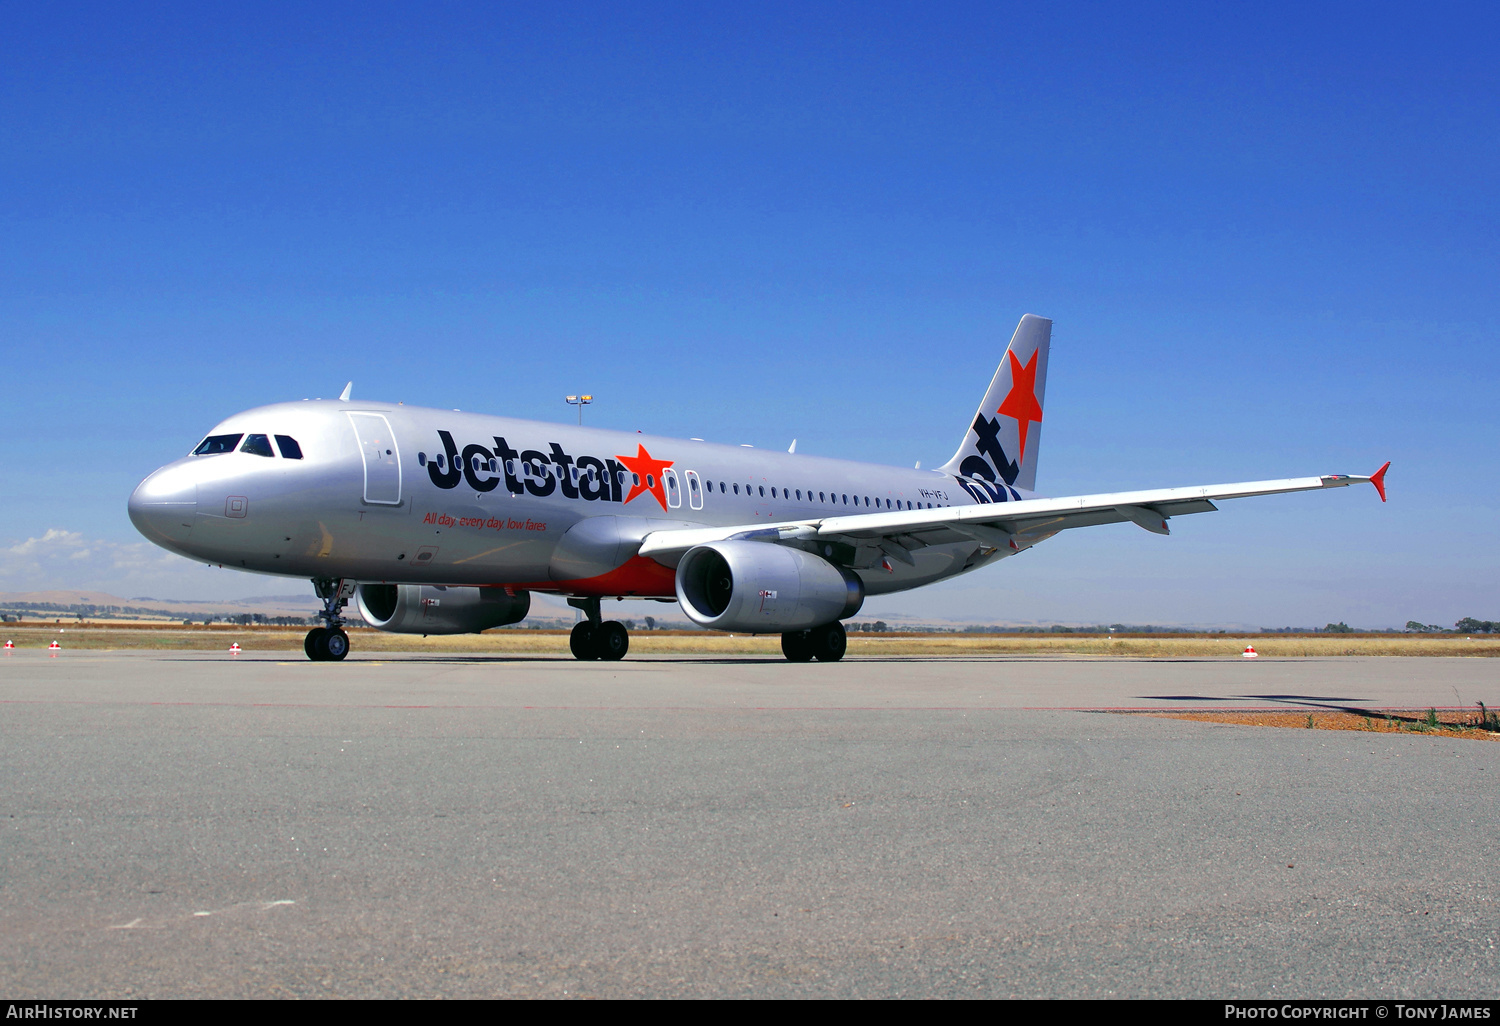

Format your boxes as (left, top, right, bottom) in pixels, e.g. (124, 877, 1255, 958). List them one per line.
(637, 464, 1389, 565)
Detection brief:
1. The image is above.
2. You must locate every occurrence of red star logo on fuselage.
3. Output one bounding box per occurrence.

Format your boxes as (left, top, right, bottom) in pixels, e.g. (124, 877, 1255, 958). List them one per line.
(996, 348, 1043, 466)
(614, 444, 675, 511)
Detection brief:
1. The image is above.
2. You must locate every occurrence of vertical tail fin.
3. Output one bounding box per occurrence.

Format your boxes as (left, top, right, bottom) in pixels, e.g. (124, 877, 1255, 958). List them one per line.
(939, 314, 1052, 496)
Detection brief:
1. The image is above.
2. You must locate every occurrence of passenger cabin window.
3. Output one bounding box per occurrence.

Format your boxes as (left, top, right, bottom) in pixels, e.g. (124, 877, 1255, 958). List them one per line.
(274, 435, 303, 459)
(192, 433, 243, 456)
(240, 434, 275, 457)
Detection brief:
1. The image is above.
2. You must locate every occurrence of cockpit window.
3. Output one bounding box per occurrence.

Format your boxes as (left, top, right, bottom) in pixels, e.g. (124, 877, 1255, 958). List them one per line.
(192, 433, 243, 455)
(241, 434, 275, 457)
(274, 435, 303, 459)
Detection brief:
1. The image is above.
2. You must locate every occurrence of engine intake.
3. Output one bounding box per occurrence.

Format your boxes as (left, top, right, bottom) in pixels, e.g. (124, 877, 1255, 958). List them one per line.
(355, 584, 530, 635)
(676, 541, 863, 632)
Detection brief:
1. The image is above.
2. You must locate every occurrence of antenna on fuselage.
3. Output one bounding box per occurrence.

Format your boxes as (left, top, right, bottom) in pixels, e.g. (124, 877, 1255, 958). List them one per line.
(338, 382, 353, 402)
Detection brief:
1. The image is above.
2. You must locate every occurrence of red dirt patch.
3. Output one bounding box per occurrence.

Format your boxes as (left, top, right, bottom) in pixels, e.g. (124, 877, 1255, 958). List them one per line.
(1147, 709, 1500, 741)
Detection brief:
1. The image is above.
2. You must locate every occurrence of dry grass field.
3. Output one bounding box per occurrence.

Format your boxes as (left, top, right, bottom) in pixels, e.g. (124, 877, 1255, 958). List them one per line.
(3, 622, 1498, 658)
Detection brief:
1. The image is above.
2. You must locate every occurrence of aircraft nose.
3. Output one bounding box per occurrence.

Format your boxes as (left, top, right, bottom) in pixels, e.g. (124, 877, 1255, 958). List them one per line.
(128, 464, 198, 548)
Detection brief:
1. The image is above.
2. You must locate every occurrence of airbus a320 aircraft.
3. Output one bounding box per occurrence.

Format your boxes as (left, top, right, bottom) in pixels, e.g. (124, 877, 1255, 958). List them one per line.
(128, 316, 1388, 663)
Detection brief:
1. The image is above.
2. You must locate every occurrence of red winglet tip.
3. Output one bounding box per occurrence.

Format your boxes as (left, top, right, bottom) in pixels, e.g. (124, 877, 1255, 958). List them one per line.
(1369, 461, 1390, 502)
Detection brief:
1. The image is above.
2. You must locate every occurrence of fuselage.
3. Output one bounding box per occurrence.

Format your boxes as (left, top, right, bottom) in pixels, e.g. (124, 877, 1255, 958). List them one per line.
(129, 400, 1037, 599)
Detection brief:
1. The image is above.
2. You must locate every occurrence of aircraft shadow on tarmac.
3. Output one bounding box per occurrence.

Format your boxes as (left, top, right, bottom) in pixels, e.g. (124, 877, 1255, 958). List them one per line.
(1145, 694, 1365, 704)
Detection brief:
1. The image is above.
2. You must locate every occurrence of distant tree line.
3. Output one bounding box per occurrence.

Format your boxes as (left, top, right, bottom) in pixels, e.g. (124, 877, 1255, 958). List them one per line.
(203, 614, 321, 626)
(1406, 618, 1498, 634)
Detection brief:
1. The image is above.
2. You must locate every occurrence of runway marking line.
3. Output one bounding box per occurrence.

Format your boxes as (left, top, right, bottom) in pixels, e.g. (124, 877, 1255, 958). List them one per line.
(107, 899, 295, 931)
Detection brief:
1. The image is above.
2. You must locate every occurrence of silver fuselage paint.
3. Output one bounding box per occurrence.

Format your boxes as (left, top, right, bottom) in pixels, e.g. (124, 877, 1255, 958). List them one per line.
(129, 400, 1039, 598)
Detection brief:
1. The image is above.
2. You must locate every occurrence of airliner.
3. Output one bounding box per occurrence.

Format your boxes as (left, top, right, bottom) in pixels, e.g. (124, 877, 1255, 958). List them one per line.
(128, 315, 1388, 662)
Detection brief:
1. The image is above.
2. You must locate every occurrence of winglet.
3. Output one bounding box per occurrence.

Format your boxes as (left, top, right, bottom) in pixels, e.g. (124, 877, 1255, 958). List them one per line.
(1369, 461, 1390, 502)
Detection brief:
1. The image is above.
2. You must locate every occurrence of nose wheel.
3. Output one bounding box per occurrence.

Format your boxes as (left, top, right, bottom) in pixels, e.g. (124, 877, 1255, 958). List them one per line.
(305, 626, 350, 662)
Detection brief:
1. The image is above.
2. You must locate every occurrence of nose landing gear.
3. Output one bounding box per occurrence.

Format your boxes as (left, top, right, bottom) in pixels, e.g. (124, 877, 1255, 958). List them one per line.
(305, 578, 355, 662)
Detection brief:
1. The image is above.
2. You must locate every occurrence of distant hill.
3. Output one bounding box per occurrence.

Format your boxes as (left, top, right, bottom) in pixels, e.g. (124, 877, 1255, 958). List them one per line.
(0, 589, 321, 620)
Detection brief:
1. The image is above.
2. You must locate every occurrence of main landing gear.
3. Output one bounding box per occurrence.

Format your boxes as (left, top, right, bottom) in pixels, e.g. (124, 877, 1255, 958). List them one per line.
(305, 577, 355, 662)
(567, 597, 630, 661)
(780, 621, 847, 662)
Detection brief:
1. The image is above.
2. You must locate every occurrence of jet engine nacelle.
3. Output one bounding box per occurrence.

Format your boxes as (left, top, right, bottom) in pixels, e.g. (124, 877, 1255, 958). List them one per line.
(676, 540, 864, 632)
(355, 584, 530, 635)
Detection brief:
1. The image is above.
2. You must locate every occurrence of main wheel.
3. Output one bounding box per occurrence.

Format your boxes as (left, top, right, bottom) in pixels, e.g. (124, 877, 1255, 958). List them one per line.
(305, 627, 329, 661)
(324, 629, 350, 661)
(569, 622, 596, 660)
(781, 630, 814, 662)
(809, 621, 847, 662)
(594, 620, 630, 661)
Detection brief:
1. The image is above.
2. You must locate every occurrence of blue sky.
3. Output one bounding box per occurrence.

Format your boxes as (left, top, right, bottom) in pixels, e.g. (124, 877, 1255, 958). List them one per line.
(2, 2, 1496, 626)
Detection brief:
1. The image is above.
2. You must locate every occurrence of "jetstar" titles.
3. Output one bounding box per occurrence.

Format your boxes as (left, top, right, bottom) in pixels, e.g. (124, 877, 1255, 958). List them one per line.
(425, 431, 676, 511)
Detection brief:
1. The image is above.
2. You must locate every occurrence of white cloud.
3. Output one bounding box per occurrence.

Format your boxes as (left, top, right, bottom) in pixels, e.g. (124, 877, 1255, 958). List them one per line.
(0, 528, 293, 600)
(7, 528, 87, 558)
(4, 528, 181, 576)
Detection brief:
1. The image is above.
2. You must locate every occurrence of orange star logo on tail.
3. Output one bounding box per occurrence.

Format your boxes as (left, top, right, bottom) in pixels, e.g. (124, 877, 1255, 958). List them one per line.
(997, 349, 1043, 466)
(614, 444, 675, 511)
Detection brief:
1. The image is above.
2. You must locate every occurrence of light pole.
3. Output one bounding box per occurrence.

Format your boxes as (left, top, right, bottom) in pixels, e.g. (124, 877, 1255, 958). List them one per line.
(565, 394, 593, 426)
